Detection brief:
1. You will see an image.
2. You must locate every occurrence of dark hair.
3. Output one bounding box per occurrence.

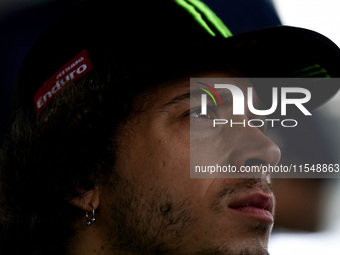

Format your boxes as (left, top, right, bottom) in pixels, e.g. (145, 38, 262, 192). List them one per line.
(0, 74, 140, 254)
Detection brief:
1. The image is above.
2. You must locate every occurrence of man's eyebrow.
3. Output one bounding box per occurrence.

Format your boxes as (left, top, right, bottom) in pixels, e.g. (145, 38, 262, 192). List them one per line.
(161, 91, 192, 109)
(161, 89, 234, 109)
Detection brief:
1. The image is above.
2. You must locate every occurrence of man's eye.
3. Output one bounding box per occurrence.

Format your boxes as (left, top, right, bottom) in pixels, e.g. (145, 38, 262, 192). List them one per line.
(189, 107, 214, 119)
(190, 111, 211, 119)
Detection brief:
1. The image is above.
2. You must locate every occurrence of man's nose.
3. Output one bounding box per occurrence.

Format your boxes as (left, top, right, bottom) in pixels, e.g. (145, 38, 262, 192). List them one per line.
(227, 123, 281, 174)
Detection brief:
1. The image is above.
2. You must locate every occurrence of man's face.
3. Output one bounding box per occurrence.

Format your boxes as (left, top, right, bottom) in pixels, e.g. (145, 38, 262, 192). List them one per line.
(99, 71, 281, 255)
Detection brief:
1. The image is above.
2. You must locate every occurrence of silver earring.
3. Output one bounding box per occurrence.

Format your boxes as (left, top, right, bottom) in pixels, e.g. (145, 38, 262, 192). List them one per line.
(86, 203, 96, 226)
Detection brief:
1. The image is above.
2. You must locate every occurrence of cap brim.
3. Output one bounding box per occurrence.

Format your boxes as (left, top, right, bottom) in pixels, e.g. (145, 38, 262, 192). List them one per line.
(226, 26, 340, 113)
(161, 25, 340, 114)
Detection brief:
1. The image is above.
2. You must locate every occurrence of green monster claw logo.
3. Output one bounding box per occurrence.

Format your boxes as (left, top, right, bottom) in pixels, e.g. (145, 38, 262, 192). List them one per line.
(174, 0, 233, 38)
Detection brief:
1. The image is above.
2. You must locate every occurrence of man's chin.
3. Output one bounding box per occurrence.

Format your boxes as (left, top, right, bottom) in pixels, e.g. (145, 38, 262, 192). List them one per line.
(197, 225, 271, 255)
(193, 245, 270, 255)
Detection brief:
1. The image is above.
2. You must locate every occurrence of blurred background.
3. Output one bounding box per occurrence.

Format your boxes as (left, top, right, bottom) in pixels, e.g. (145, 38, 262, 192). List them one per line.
(268, 0, 340, 254)
(0, 0, 339, 254)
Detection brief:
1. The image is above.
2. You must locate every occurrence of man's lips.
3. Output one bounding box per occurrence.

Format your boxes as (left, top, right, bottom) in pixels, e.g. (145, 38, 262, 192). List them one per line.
(228, 192, 274, 223)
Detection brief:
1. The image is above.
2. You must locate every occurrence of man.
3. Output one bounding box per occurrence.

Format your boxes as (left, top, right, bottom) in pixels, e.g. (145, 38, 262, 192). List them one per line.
(0, 0, 339, 254)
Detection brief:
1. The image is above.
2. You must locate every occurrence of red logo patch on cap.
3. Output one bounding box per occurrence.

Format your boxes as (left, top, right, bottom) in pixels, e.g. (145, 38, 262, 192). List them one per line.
(34, 49, 93, 115)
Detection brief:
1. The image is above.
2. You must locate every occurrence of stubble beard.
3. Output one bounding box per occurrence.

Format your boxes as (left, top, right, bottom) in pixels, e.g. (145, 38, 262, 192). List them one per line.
(103, 176, 272, 255)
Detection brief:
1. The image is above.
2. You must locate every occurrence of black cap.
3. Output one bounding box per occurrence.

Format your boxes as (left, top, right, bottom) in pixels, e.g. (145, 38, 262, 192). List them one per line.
(14, 0, 340, 115)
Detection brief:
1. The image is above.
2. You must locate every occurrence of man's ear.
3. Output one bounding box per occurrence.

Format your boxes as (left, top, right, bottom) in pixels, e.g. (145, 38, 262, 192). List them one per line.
(67, 186, 100, 211)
